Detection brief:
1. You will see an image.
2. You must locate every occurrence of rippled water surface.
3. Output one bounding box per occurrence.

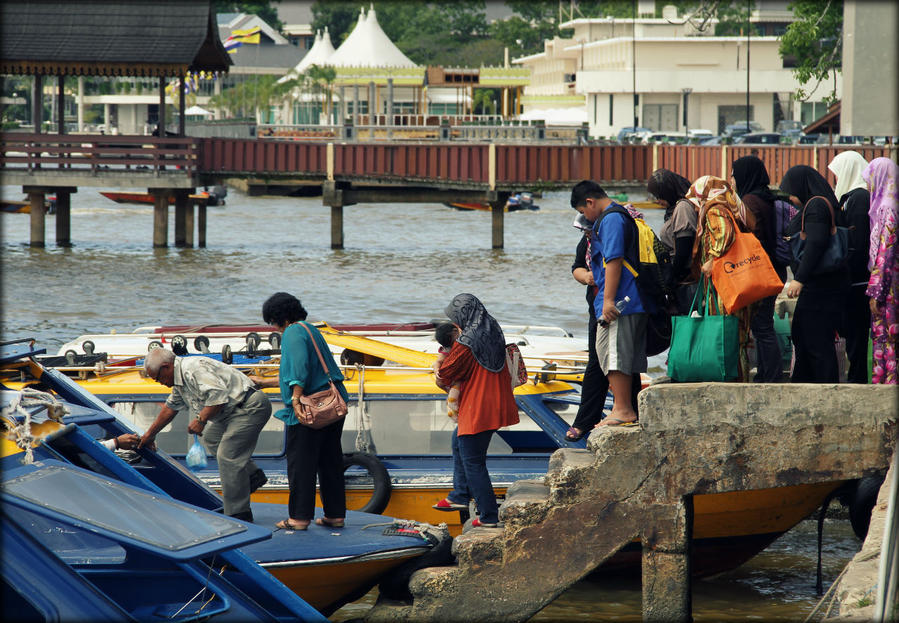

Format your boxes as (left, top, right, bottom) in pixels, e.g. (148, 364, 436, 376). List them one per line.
(1, 184, 860, 619)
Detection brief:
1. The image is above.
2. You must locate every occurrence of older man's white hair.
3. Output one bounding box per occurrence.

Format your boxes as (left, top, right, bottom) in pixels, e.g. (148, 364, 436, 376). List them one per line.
(144, 347, 175, 378)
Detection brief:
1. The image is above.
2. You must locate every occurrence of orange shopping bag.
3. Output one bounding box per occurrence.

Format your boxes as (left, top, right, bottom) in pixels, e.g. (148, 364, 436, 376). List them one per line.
(711, 210, 784, 313)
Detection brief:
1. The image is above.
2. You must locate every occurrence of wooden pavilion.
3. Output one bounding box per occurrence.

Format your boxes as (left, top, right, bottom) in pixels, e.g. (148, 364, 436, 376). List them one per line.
(1, 0, 231, 247)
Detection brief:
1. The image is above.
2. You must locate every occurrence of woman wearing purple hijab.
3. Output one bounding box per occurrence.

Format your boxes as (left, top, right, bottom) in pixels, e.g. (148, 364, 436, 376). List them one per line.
(863, 157, 899, 384)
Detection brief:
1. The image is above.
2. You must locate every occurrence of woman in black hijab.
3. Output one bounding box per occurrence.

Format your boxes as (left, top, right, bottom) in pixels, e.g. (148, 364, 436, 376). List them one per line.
(779, 165, 849, 383)
(732, 156, 783, 382)
(648, 169, 697, 312)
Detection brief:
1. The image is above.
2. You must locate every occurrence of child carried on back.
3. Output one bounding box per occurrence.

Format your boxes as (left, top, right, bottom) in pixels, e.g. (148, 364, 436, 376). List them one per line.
(433, 323, 461, 422)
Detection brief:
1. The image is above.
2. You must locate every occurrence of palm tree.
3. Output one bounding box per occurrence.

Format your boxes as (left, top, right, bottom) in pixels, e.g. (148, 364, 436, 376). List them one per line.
(304, 65, 337, 124)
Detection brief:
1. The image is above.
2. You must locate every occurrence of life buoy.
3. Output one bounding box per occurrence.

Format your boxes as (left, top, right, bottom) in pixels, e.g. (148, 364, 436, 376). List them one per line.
(342, 452, 391, 514)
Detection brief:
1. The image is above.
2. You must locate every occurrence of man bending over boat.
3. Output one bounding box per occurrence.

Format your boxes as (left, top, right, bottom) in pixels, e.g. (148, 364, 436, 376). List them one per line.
(139, 348, 271, 522)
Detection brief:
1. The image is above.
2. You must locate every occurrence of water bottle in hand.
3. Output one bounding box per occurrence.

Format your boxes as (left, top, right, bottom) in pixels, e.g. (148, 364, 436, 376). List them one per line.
(599, 296, 630, 327)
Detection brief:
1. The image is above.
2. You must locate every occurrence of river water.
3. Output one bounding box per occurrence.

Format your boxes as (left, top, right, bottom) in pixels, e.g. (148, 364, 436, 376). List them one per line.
(1, 184, 861, 619)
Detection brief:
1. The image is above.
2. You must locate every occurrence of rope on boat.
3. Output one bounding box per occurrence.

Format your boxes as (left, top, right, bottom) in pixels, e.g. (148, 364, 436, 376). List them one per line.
(354, 364, 376, 454)
(803, 547, 881, 622)
(0, 388, 69, 464)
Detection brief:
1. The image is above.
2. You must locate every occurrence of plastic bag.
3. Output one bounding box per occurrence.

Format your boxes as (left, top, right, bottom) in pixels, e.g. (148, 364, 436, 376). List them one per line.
(185, 434, 208, 471)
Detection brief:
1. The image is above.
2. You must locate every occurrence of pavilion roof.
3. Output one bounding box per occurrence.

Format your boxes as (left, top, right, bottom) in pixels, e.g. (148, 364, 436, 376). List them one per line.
(0, 0, 231, 77)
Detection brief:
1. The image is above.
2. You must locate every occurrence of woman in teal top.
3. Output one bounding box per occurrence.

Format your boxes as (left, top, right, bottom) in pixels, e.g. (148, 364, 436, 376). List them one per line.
(256, 292, 348, 531)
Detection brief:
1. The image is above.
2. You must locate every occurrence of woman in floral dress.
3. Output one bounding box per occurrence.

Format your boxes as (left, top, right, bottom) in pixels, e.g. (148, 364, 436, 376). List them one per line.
(864, 157, 899, 384)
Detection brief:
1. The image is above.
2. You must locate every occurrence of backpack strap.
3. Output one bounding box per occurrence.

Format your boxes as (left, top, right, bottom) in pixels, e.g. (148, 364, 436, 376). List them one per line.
(595, 203, 639, 276)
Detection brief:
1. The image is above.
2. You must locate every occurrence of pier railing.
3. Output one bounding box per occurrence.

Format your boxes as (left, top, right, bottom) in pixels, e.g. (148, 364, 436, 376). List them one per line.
(0, 133, 198, 175)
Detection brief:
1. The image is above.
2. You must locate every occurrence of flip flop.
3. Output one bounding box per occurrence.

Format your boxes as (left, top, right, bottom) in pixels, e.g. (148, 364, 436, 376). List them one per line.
(315, 517, 345, 528)
(565, 427, 586, 441)
(275, 519, 308, 531)
(598, 418, 639, 428)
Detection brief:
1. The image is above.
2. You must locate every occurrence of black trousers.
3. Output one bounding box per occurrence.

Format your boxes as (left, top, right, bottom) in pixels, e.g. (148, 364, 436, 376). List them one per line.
(844, 284, 871, 384)
(791, 295, 842, 383)
(571, 313, 641, 432)
(286, 417, 346, 521)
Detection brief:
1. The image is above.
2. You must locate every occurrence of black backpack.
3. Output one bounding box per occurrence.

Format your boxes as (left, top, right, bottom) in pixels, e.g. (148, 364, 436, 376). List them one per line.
(596, 204, 674, 356)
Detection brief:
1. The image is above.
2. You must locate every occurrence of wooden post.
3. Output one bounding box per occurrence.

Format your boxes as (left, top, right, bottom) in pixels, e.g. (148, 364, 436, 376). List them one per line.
(178, 72, 186, 136)
(174, 190, 188, 247)
(331, 204, 344, 249)
(491, 200, 504, 249)
(197, 202, 207, 247)
(185, 201, 195, 247)
(158, 77, 166, 135)
(153, 191, 169, 247)
(32, 75, 42, 134)
(29, 192, 45, 247)
(641, 496, 693, 623)
(57, 75, 66, 135)
(55, 191, 71, 247)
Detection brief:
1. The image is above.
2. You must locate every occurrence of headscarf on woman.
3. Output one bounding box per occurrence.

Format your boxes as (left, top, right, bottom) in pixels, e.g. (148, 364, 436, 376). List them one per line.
(647, 168, 692, 221)
(828, 151, 868, 203)
(444, 293, 506, 373)
(732, 155, 776, 204)
(779, 165, 839, 208)
(685, 175, 747, 239)
(863, 157, 899, 273)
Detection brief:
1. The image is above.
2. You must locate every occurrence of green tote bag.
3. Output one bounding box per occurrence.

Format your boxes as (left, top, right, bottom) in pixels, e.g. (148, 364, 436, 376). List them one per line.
(667, 279, 740, 382)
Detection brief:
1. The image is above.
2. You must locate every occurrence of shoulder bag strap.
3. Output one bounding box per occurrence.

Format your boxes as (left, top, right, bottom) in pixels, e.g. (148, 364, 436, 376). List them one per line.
(297, 322, 332, 377)
(805, 195, 837, 235)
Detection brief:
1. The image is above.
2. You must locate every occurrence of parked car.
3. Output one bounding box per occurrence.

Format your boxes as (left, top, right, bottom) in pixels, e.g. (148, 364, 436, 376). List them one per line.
(699, 135, 725, 145)
(776, 119, 804, 141)
(724, 121, 764, 138)
(617, 126, 652, 143)
(645, 132, 689, 145)
(798, 133, 821, 144)
(734, 132, 783, 145)
(687, 129, 715, 143)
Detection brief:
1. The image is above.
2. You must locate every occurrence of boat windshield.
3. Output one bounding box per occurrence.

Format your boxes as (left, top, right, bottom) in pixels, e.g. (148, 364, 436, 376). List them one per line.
(4, 465, 245, 551)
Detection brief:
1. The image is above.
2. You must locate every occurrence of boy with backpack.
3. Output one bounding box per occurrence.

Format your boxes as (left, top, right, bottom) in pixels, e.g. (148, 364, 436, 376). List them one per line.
(570, 180, 652, 426)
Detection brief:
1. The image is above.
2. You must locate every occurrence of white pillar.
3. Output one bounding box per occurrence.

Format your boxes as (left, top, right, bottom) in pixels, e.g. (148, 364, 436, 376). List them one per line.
(104, 103, 110, 131)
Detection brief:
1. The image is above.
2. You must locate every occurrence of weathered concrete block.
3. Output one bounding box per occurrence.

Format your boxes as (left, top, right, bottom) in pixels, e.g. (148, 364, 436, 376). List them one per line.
(364, 384, 897, 623)
(500, 479, 550, 525)
(451, 528, 505, 567)
(642, 550, 692, 622)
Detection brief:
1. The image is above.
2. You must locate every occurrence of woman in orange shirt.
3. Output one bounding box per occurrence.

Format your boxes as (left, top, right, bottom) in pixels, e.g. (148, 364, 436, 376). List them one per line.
(433, 293, 519, 528)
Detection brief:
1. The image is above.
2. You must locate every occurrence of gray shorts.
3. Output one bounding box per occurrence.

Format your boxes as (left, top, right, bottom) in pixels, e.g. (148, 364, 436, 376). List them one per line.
(596, 313, 648, 375)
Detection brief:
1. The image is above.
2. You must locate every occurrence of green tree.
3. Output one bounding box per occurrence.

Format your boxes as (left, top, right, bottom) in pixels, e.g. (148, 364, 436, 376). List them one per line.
(779, 0, 842, 103)
(214, 0, 282, 30)
(311, 1, 363, 45)
(490, 1, 567, 58)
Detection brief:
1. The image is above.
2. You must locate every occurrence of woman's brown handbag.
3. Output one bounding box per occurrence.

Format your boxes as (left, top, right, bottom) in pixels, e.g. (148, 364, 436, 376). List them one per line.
(296, 322, 348, 429)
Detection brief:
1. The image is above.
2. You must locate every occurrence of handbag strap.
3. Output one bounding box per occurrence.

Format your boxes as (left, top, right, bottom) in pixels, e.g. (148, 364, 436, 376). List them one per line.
(296, 321, 333, 378)
(800, 195, 836, 237)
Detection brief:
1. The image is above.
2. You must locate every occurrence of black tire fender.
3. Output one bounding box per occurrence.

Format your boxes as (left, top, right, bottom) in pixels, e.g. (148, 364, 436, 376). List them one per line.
(343, 452, 392, 514)
(849, 474, 885, 540)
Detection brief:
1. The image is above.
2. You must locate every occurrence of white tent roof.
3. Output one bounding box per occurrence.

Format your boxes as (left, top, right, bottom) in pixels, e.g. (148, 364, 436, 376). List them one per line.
(327, 6, 417, 68)
(279, 27, 336, 82)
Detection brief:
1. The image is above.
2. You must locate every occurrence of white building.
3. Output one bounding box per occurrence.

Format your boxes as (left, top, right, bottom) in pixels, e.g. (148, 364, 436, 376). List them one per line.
(514, 3, 839, 136)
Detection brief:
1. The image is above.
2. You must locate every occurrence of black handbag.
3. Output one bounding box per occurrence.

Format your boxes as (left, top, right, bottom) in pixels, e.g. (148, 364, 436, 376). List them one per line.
(788, 195, 848, 275)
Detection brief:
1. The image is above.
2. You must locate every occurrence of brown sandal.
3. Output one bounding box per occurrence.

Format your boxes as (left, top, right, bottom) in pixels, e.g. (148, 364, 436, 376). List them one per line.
(275, 518, 308, 531)
(315, 517, 345, 528)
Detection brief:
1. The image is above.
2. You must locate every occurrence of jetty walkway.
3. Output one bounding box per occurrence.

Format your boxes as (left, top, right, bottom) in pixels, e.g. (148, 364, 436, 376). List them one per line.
(363, 382, 896, 622)
(2, 133, 895, 249)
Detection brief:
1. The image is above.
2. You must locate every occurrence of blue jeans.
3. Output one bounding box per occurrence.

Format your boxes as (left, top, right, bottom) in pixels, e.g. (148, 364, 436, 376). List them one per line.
(448, 428, 499, 524)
